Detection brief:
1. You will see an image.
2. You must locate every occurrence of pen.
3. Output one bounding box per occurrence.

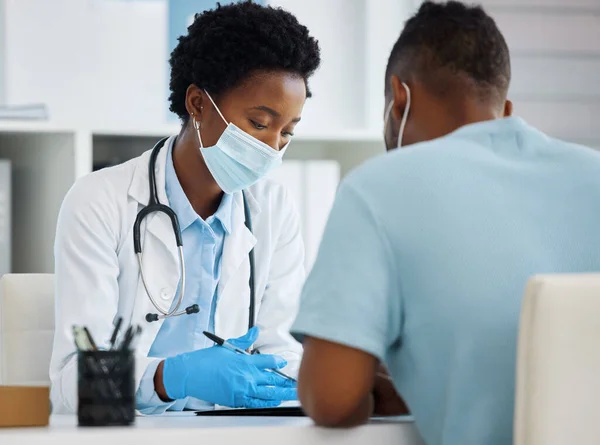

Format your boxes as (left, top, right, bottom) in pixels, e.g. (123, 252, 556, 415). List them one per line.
(119, 326, 134, 351)
(120, 325, 142, 351)
(129, 325, 142, 350)
(109, 317, 123, 350)
(203, 331, 297, 383)
(83, 327, 97, 351)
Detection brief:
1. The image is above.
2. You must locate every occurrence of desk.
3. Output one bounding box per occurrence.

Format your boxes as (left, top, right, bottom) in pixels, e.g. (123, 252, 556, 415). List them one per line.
(0, 414, 425, 445)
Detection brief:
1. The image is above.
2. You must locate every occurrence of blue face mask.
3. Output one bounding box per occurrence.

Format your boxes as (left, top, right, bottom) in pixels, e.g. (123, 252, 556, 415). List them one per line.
(194, 91, 289, 194)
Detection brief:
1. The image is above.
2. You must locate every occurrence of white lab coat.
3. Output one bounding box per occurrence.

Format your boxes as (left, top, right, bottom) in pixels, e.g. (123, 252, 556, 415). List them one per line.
(49, 137, 305, 413)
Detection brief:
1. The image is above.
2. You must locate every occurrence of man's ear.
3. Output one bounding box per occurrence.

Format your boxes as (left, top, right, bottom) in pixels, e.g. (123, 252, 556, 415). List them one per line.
(504, 99, 513, 117)
(390, 75, 409, 121)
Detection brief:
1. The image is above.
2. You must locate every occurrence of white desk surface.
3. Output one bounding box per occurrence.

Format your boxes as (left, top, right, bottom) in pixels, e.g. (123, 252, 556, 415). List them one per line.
(0, 414, 425, 445)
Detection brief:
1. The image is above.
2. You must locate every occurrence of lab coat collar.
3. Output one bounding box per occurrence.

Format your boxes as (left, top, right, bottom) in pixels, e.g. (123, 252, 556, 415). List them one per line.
(128, 135, 174, 206)
(218, 187, 261, 296)
(241, 186, 261, 218)
(127, 135, 180, 270)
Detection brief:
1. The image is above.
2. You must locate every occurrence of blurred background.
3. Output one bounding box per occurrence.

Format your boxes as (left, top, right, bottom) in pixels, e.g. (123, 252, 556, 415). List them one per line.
(0, 0, 597, 276)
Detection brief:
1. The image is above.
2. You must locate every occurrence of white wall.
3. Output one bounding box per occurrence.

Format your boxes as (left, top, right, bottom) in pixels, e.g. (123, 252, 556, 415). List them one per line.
(0, 0, 6, 105)
(4, 0, 167, 128)
(268, 0, 422, 135)
(3, 0, 421, 136)
(269, 0, 367, 134)
(480, 0, 600, 148)
(4, 0, 599, 147)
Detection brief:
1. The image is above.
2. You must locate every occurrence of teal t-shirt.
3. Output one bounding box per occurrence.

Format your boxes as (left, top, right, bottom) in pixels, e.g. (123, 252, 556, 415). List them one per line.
(292, 117, 600, 445)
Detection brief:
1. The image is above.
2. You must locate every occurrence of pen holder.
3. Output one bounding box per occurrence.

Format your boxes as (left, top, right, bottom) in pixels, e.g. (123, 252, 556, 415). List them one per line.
(77, 350, 135, 427)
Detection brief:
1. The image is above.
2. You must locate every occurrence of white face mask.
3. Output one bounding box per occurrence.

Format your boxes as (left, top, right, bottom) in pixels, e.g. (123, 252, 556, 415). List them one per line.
(383, 82, 411, 148)
(194, 91, 289, 194)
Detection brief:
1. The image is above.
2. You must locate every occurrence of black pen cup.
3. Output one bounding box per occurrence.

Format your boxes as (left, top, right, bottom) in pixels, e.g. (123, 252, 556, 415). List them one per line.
(77, 350, 135, 427)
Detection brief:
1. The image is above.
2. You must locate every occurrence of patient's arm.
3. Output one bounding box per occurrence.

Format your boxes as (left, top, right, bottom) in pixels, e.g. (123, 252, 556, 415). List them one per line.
(372, 364, 409, 416)
(299, 337, 410, 426)
(298, 336, 376, 427)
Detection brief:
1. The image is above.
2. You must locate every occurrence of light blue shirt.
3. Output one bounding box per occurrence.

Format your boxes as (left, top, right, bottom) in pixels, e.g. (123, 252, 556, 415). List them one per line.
(291, 117, 600, 445)
(136, 139, 233, 414)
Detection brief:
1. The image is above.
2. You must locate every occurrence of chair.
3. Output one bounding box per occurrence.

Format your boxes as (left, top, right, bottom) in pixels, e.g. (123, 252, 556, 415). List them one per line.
(0, 274, 54, 385)
(515, 274, 600, 445)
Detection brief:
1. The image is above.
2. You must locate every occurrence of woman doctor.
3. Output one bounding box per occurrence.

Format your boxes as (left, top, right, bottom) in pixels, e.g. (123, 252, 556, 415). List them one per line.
(49, 2, 321, 414)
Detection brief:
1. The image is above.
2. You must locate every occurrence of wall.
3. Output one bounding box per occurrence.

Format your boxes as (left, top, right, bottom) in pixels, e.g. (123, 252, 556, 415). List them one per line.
(268, 0, 423, 135)
(2, 0, 421, 136)
(3, 0, 599, 147)
(4, 0, 167, 128)
(0, 0, 5, 105)
(480, 0, 600, 148)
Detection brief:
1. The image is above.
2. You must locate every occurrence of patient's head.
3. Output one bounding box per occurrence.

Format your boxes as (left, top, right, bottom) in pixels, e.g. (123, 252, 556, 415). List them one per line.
(384, 1, 512, 150)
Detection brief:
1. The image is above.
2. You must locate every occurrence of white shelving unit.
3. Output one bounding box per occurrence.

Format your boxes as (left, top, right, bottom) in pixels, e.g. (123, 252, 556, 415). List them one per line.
(0, 119, 384, 274)
(0, 0, 416, 272)
(91, 126, 385, 178)
(0, 122, 79, 273)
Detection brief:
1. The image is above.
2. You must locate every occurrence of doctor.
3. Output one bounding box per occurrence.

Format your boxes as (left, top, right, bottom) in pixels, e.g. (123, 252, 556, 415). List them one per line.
(50, 2, 321, 414)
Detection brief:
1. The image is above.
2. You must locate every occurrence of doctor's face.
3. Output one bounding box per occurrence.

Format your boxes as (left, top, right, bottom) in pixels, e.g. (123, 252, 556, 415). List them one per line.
(187, 71, 307, 151)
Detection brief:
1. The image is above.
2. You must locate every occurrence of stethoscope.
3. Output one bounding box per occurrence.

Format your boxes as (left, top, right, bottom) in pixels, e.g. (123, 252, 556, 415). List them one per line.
(133, 137, 256, 330)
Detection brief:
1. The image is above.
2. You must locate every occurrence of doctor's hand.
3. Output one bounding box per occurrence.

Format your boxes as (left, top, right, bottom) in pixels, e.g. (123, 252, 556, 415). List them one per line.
(157, 327, 297, 408)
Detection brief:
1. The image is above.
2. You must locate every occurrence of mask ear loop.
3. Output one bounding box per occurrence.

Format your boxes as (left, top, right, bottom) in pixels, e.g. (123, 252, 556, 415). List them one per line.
(383, 99, 394, 141)
(204, 90, 229, 125)
(192, 112, 204, 148)
(397, 82, 411, 147)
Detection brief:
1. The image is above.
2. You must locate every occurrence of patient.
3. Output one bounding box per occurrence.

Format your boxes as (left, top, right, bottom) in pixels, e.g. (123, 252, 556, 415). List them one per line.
(291, 2, 600, 444)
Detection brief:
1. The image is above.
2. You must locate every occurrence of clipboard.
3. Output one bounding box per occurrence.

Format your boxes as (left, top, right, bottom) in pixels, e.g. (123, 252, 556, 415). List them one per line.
(195, 406, 305, 417)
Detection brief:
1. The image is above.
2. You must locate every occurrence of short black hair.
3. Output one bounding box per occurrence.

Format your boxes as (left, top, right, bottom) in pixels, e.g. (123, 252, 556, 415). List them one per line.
(385, 1, 511, 102)
(168, 1, 321, 121)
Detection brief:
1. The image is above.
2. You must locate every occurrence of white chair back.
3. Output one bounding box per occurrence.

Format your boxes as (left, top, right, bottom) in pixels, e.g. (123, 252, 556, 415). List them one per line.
(515, 274, 600, 445)
(0, 274, 54, 385)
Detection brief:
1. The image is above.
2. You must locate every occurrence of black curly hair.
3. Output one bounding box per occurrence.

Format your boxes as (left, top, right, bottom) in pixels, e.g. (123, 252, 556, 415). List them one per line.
(168, 1, 321, 121)
(385, 1, 511, 102)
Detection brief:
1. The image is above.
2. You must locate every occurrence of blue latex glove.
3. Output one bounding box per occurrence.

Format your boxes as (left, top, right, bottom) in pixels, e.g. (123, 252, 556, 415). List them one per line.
(162, 327, 297, 408)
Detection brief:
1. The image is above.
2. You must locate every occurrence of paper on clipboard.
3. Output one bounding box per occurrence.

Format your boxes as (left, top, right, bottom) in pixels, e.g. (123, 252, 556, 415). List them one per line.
(196, 401, 303, 417)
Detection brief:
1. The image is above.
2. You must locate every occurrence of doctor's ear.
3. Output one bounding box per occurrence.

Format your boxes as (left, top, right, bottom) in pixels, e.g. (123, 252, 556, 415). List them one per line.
(389, 75, 409, 121)
(184, 84, 206, 123)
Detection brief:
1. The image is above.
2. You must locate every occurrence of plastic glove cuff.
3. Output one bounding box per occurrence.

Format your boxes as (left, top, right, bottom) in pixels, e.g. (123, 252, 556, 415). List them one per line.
(162, 355, 188, 400)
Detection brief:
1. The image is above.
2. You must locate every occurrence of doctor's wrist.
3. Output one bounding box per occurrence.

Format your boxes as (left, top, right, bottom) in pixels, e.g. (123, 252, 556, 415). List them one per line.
(154, 360, 172, 402)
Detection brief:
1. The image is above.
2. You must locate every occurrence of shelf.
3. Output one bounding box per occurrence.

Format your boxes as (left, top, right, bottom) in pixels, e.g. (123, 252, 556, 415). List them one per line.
(294, 130, 382, 143)
(0, 131, 78, 273)
(91, 124, 181, 139)
(91, 128, 385, 178)
(0, 122, 382, 143)
(92, 126, 382, 143)
(0, 120, 76, 134)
